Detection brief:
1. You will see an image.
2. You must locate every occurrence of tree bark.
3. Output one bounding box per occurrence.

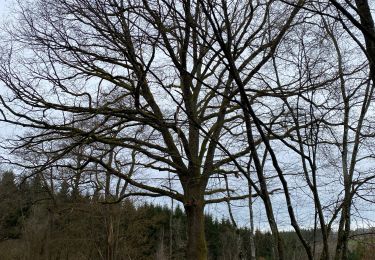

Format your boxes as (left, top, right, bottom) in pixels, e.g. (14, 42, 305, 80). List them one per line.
(248, 183, 256, 260)
(184, 201, 207, 260)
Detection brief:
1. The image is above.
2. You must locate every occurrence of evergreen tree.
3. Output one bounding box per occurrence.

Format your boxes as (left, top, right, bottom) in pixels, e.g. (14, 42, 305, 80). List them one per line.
(57, 179, 70, 203)
(0, 171, 23, 239)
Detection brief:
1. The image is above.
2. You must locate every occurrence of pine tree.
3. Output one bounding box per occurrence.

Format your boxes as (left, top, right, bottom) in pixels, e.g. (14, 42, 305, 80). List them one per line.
(0, 171, 23, 239)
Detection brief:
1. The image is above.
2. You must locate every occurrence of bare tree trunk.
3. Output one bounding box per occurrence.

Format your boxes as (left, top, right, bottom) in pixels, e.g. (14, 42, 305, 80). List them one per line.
(224, 175, 244, 259)
(169, 173, 173, 260)
(337, 2, 375, 259)
(248, 183, 256, 260)
(156, 226, 166, 260)
(184, 200, 207, 260)
(332, 2, 375, 259)
(105, 215, 115, 260)
(104, 149, 116, 260)
(335, 198, 351, 260)
(242, 107, 284, 260)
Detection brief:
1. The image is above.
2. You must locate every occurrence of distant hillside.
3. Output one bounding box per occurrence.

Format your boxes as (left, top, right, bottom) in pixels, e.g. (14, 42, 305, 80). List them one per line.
(0, 172, 374, 259)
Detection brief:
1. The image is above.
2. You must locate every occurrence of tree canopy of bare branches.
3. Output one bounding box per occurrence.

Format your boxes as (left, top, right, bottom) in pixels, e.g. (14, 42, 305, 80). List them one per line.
(1, 1, 375, 259)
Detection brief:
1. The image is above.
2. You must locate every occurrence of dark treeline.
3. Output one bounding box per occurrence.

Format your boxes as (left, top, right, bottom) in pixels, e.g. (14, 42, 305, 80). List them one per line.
(0, 171, 373, 260)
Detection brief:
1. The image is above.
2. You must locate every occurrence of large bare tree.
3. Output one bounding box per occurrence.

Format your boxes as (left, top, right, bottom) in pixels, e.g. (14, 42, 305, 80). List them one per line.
(0, 0, 305, 258)
(4, 1, 375, 259)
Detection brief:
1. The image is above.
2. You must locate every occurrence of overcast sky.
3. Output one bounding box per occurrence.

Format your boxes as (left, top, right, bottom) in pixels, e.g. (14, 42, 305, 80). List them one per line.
(0, 0, 373, 231)
(0, 0, 10, 17)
